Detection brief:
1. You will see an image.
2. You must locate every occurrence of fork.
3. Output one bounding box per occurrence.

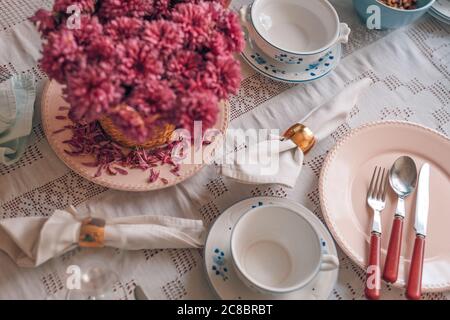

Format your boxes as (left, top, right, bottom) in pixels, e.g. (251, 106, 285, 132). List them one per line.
(365, 166, 388, 300)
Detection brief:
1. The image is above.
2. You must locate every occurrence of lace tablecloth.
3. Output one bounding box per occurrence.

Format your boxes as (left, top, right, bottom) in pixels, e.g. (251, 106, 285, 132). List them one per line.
(0, 0, 449, 300)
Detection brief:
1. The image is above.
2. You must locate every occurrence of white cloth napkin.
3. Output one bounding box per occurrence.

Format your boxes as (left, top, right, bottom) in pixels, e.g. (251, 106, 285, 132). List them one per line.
(0, 207, 205, 267)
(219, 78, 372, 187)
(0, 74, 36, 165)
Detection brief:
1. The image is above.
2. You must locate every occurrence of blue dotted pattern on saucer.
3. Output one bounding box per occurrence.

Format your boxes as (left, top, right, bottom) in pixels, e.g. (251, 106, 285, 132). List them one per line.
(247, 49, 336, 81)
(303, 52, 334, 76)
(320, 238, 328, 254)
(212, 248, 229, 281)
(274, 53, 304, 65)
(207, 199, 337, 299)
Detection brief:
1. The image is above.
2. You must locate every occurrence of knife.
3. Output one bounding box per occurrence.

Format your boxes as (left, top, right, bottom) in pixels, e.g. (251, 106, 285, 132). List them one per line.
(134, 285, 149, 300)
(406, 163, 430, 300)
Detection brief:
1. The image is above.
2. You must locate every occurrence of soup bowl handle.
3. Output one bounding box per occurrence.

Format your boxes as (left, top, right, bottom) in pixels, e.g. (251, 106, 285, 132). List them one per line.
(336, 23, 351, 44)
(239, 5, 253, 44)
(239, 5, 251, 30)
(239, 5, 256, 50)
(320, 254, 340, 271)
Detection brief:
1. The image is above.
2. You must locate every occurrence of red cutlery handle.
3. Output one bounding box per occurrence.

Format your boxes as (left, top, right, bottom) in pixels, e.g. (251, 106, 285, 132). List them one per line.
(365, 232, 381, 300)
(383, 216, 404, 283)
(406, 236, 425, 300)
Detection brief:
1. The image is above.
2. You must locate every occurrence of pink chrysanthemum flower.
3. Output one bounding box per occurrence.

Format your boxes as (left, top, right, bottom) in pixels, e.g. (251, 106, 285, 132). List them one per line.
(177, 90, 219, 133)
(216, 8, 245, 52)
(114, 39, 164, 86)
(173, 0, 228, 7)
(85, 35, 116, 60)
(142, 20, 185, 53)
(29, 9, 56, 36)
(40, 29, 84, 83)
(127, 80, 177, 115)
(153, 0, 171, 17)
(104, 17, 144, 41)
(198, 54, 241, 99)
(65, 62, 124, 122)
(208, 31, 229, 55)
(53, 0, 96, 13)
(69, 15, 104, 45)
(171, 3, 214, 49)
(32, 0, 244, 143)
(98, 0, 154, 19)
(166, 50, 204, 79)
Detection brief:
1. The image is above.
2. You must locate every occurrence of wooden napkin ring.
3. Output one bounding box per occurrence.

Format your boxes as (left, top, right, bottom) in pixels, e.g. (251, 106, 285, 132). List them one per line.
(79, 218, 106, 248)
(283, 123, 316, 155)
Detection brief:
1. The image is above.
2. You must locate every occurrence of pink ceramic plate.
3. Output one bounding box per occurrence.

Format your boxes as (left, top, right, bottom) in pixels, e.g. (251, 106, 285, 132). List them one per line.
(319, 121, 450, 292)
(41, 80, 229, 192)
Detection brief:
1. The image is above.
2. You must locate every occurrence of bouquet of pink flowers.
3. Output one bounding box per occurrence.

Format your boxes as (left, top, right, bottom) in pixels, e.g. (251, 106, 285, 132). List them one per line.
(32, 0, 243, 144)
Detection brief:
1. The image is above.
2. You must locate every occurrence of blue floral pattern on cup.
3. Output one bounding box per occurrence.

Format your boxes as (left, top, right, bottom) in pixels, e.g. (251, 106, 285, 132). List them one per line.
(212, 248, 229, 281)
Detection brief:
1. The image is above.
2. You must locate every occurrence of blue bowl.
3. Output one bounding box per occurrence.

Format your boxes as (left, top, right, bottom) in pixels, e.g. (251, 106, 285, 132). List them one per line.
(353, 0, 435, 29)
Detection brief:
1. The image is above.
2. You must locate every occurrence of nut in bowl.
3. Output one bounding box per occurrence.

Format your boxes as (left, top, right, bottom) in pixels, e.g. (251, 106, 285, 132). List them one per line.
(240, 0, 350, 68)
(353, 0, 436, 29)
(379, 0, 418, 10)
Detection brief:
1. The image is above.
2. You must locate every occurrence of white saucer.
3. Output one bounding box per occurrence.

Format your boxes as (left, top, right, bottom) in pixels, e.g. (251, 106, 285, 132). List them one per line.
(429, 7, 450, 24)
(241, 37, 341, 83)
(204, 197, 339, 300)
(432, 0, 450, 21)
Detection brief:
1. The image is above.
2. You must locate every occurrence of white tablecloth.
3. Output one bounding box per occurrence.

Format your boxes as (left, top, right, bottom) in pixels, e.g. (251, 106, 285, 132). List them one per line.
(0, 0, 449, 300)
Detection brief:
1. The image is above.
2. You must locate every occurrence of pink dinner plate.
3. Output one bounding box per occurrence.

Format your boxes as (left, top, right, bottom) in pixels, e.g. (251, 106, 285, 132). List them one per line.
(319, 121, 450, 292)
(41, 80, 229, 192)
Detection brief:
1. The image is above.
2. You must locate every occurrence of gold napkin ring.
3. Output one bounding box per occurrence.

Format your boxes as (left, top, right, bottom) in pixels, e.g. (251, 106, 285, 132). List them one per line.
(283, 123, 316, 155)
(79, 218, 106, 248)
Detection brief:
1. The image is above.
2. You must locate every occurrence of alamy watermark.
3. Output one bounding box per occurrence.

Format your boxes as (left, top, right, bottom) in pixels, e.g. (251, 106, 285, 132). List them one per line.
(66, 265, 82, 290)
(66, 5, 81, 30)
(366, 5, 382, 30)
(169, 121, 283, 176)
(65, 3, 384, 31)
(366, 265, 381, 291)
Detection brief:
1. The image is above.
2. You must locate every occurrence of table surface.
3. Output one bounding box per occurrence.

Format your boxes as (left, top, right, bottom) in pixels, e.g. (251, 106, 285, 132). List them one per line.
(0, 0, 449, 300)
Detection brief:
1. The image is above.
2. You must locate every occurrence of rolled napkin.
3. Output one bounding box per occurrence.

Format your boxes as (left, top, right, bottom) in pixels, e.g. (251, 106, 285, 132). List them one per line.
(219, 78, 372, 187)
(0, 206, 205, 268)
(0, 74, 36, 165)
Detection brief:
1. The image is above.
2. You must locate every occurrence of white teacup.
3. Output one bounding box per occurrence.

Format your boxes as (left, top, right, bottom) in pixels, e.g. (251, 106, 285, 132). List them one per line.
(240, 0, 350, 67)
(230, 205, 339, 295)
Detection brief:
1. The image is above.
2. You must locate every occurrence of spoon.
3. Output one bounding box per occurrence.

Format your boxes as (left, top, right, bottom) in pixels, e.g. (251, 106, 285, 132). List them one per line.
(383, 156, 417, 283)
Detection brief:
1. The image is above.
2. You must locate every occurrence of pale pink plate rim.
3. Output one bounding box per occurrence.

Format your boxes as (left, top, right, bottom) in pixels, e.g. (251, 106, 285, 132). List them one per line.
(319, 120, 450, 292)
(41, 80, 230, 192)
